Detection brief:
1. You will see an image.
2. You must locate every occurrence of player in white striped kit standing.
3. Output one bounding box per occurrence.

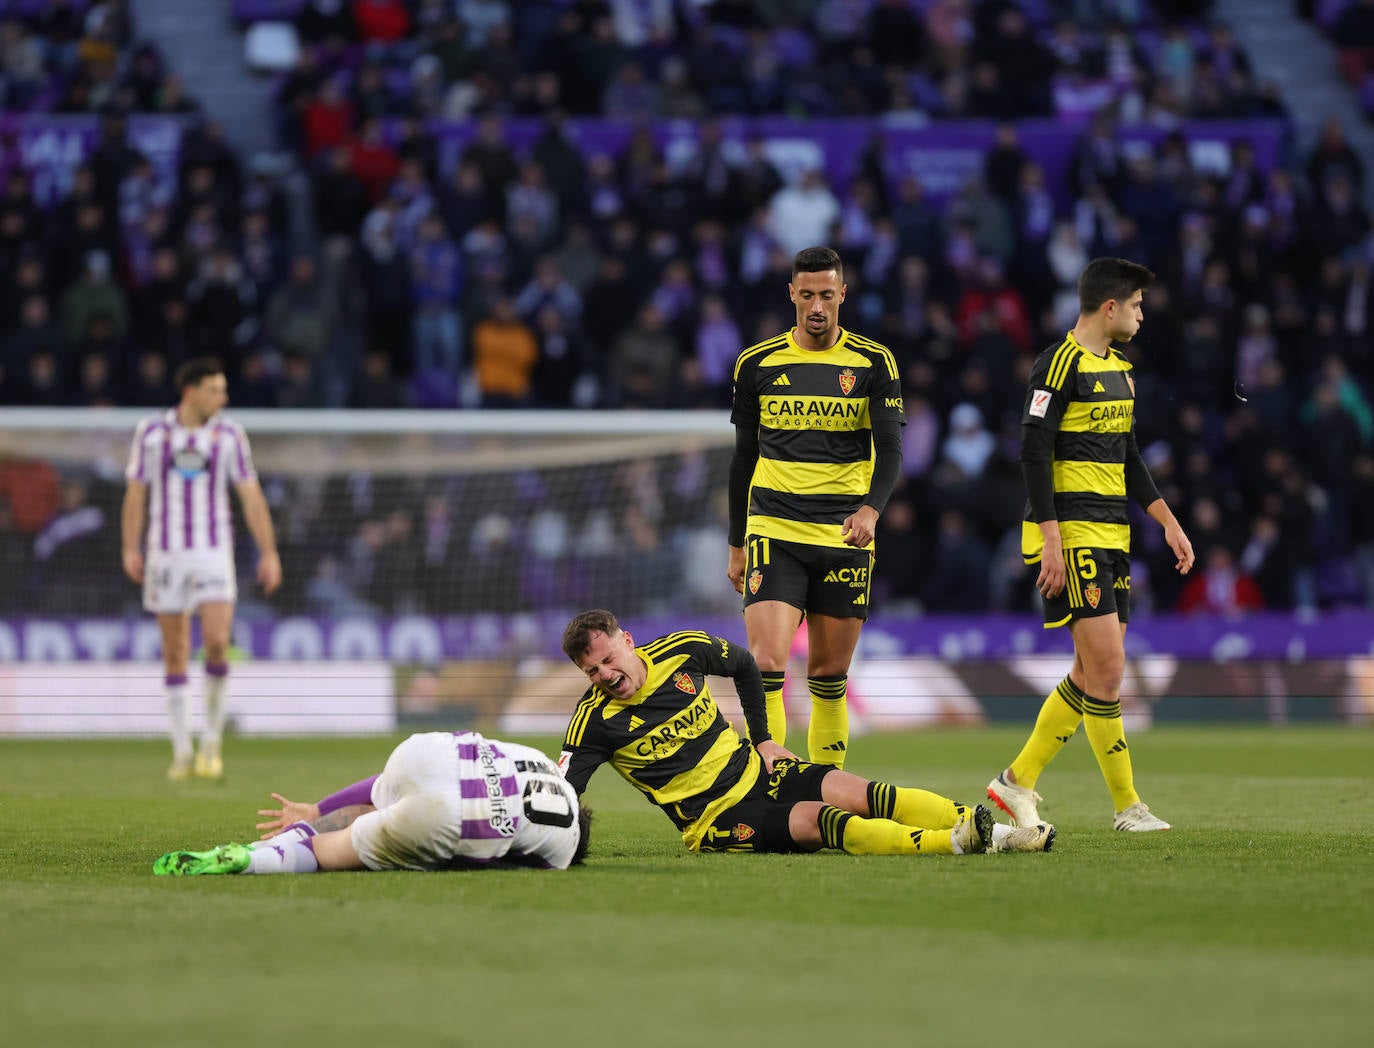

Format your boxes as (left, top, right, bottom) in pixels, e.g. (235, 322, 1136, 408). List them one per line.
(121, 358, 281, 780)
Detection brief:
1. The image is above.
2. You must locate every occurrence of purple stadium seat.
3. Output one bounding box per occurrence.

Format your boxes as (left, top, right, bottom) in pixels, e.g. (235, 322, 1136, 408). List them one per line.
(232, 0, 305, 24)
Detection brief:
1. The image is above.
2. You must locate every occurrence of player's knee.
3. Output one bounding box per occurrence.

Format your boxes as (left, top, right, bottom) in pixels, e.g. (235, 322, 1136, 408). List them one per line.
(1087, 654, 1125, 694)
(788, 801, 826, 847)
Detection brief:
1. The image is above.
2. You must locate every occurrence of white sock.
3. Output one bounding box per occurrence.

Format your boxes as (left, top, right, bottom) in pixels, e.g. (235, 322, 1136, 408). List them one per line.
(201, 664, 229, 756)
(992, 823, 1012, 848)
(246, 832, 319, 875)
(249, 822, 316, 849)
(166, 676, 192, 761)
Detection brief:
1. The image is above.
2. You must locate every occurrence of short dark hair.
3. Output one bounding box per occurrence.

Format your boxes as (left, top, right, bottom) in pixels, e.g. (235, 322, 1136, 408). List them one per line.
(791, 245, 843, 282)
(1078, 258, 1154, 314)
(561, 609, 620, 661)
(174, 357, 225, 393)
(570, 804, 594, 866)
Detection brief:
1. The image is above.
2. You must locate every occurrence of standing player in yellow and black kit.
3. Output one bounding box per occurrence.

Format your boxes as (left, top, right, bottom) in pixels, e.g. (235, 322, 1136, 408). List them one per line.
(726, 246, 904, 768)
(986, 258, 1195, 833)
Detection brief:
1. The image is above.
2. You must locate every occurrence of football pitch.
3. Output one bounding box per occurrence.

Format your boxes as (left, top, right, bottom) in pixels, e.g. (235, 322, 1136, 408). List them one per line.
(2, 726, 1370, 1048)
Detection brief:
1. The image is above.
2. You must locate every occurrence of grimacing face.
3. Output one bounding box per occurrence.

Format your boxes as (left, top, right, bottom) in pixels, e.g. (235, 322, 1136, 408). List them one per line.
(1106, 289, 1144, 342)
(573, 629, 647, 698)
(789, 268, 846, 347)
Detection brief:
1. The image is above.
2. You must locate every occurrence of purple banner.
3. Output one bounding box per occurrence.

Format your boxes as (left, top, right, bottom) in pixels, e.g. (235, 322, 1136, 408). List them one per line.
(0, 611, 1367, 663)
(417, 116, 1290, 209)
(0, 114, 188, 206)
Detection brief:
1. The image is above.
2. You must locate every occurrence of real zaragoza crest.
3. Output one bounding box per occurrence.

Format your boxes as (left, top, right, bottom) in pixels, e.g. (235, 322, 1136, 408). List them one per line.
(838, 368, 856, 395)
(748, 569, 762, 594)
(672, 671, 696, 695)
(1084, 582, 1101, 609)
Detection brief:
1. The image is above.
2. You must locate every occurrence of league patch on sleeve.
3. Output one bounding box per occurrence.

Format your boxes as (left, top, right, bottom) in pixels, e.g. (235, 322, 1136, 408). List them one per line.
(1029, 388, 1052, 419)
(557, 750, 572, 776)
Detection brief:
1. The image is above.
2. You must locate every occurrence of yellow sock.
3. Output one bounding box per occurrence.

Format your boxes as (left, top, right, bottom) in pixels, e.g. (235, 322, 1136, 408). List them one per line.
(759, 671, 786, 746)
(807, 674, 848, 767)
(868, 781, 961, 829)
(817, 805, 953, 855)
(1082, 693, 1140, 812)
(1009, 676, 1085, 790)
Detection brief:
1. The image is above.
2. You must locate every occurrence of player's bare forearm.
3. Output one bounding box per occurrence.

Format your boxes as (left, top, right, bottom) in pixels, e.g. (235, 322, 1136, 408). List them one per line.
(236, 481, 278, 558)
(1144, 498, 1195, 575)
(121, 483, 147, 583)
(236, 480, 282, 593)
(313, 805, 375, 832)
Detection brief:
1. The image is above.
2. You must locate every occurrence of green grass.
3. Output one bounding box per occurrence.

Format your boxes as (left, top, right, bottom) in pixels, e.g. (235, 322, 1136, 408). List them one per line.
(2, 727, 1371, 1048)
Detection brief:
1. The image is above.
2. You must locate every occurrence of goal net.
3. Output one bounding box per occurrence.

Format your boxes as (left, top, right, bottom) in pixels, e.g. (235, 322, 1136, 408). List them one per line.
(0, 408, 740, 627)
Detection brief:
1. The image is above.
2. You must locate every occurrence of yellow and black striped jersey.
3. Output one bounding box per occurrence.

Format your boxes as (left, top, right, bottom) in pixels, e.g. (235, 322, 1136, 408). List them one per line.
(559, 631, 762, 852)
(731, 327, 904, 550)
(1021, 332, 1137, 561)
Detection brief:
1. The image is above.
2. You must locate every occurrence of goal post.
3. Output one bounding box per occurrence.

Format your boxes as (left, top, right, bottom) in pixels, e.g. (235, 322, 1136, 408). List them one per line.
(0, 407, 741, 624)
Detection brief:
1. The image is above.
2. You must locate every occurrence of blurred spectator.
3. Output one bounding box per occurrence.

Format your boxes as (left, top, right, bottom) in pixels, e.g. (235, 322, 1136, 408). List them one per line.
(266, 254, 336, 366)
(767, 169, 840, 257)
(1177, 545, 1266, 615)
(348, 350, 406, 409)
(409, 213, 462, 379)
(471, 297, 537, 408)
(609, 303, 678, 408)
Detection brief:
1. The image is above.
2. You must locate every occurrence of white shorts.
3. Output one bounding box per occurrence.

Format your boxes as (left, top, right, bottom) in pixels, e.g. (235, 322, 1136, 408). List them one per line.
(350, 732, 581, 872)
(143, 550, 238, 614)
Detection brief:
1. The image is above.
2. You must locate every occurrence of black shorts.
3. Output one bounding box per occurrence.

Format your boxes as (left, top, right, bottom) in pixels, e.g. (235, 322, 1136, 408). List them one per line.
(1040, 547, 1131, 628)
(742, 536, 873, 620)
(697, 758, 834, 853)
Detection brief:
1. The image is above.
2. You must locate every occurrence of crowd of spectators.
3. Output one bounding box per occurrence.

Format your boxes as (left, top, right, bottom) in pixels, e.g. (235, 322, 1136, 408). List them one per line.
(0, 0, 195, 116)
(0, 0, 1372, 620)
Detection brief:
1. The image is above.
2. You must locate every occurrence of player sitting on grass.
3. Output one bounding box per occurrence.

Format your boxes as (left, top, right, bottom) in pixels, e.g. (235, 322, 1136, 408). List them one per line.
(153, 731, 590, 875)
(558, 610, 1054, 856)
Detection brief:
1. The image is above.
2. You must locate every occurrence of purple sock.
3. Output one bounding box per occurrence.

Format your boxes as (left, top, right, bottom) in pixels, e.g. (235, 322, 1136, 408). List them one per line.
(318, 775, 379, 816)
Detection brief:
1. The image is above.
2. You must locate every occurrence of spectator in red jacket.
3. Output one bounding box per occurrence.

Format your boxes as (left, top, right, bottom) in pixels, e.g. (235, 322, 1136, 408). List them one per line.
(1177, 546, 1265, 616)
(352, 0, 410, 44)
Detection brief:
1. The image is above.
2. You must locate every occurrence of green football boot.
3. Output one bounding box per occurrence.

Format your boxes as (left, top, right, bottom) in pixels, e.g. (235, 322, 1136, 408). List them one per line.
(153, 843, 252, 876)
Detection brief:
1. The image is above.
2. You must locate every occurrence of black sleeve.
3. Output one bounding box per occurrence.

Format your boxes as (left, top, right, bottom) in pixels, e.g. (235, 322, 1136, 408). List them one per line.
(727, 423, 759, 547)
(863, 418, 903, 514)
(700, 634, 769, 744)
(560, 689, 609, 794)
(728, 645, 769, 745)
(1124, 427, 1162, 509)
(1020, 422, 1057, 522)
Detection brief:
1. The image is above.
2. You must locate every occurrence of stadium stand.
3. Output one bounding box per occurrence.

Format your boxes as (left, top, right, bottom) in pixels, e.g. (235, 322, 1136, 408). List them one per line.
(0, 0, 1372, 620)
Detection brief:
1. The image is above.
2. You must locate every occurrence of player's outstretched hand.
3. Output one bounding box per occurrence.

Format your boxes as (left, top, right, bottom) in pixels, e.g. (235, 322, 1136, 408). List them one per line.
(1166, 522, 1195, 575)
(122, 548, 144, 585)
(257, 550, 282, 595)
(256, 793, 320, 838)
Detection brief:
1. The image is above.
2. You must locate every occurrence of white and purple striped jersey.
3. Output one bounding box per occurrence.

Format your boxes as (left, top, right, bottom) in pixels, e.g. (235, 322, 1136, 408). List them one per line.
(354, 731, 582, 871)
(124, 409, 256, 554)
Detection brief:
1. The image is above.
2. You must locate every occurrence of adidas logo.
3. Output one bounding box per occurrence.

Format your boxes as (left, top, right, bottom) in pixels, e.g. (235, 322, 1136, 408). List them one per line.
(822, 740, 847, 752)
(1107, 738, 1128, 753)
(1092, 380, 1106, 393)
(628, 715, 644, 731)
(852, 593, 866, 605)
(772, 373, 791, 387)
